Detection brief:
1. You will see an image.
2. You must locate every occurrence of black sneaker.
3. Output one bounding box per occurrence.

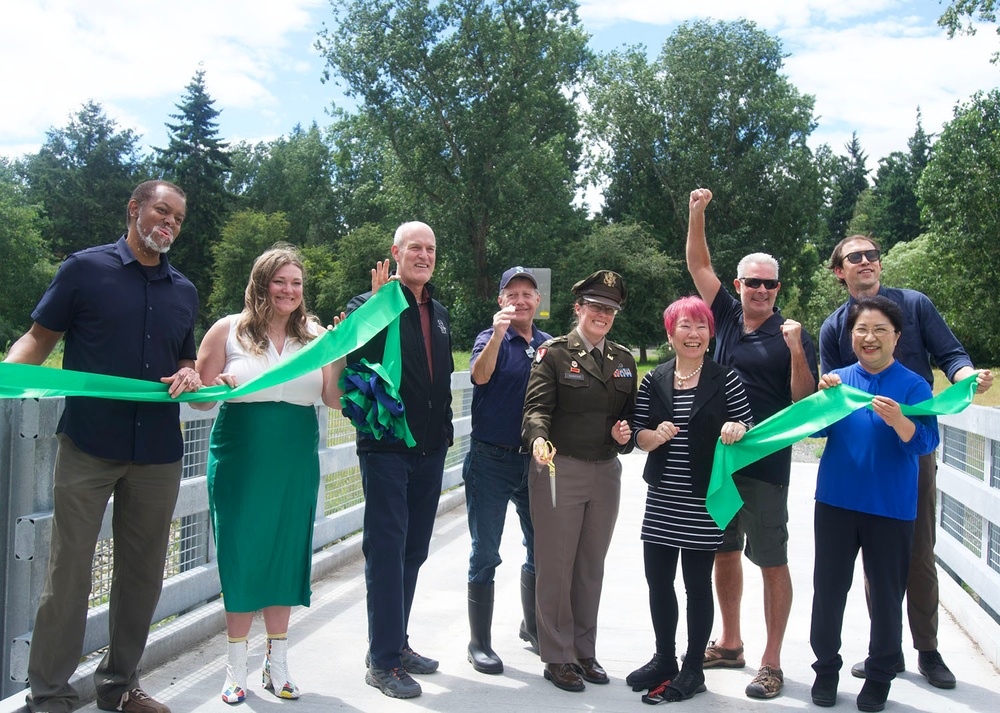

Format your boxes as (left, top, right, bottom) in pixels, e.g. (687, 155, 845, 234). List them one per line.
(365, 666, 422, 699)
(626, 653, 678, 691)
(917, 650, 956, 689)
(400, 646, 439, 674)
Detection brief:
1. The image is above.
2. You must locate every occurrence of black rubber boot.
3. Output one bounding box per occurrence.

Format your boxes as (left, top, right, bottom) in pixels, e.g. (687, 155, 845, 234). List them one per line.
(518, 569, 539, 652)
(468, 582, 503, 674)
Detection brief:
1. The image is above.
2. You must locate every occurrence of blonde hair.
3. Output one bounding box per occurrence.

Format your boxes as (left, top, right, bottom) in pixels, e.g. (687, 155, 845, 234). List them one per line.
(235, 243, 316, 356)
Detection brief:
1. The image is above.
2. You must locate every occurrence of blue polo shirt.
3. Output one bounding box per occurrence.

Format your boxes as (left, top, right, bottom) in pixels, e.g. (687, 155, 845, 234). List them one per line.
(711, 289, 819, 485)
(32, 237, 199, 464)
(470, 323, 551, 448)
(819, 285, 972, 387)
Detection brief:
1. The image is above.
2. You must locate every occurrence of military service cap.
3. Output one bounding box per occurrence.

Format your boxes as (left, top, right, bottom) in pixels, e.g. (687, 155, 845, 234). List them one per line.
(571, 270, 627, 309)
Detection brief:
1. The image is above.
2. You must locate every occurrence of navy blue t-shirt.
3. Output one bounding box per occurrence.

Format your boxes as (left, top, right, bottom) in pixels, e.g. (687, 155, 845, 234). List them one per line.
(469, 324, 551, 448)
(711, 289, 818, 485)
(32, 237, 199, 464)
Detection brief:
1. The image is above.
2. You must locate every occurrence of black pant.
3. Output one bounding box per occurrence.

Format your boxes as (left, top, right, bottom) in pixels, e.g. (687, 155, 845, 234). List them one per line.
(643, 542, 716, 663)
(810, 502, 913, 683)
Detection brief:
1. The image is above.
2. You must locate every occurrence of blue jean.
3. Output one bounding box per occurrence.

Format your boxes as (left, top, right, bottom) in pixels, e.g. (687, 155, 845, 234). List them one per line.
(462, 438, 534, 584)
(359, 447, 446, 670)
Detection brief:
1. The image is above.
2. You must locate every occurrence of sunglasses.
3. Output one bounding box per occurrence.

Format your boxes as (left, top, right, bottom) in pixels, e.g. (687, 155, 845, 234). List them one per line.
(739, 277, 779, 290)
(844, 249, 881, 264)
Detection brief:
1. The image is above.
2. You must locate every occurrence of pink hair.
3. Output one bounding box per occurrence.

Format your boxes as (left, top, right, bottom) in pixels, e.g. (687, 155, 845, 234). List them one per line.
(663, 296, 715, 337)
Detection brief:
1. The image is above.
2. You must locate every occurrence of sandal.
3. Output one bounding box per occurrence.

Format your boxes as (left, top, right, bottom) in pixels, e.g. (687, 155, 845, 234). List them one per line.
(702, 640, 745, 668)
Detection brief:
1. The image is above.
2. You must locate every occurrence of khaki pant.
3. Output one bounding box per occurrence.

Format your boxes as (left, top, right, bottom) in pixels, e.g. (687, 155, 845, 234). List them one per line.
(529, 454, 621, 664)
(26, 435, 181, 713)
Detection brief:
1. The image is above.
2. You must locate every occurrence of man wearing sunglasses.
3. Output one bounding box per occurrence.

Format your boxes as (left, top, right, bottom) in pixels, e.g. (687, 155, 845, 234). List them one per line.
(686, 188, 819, 701)
(820, 234, 994, 691)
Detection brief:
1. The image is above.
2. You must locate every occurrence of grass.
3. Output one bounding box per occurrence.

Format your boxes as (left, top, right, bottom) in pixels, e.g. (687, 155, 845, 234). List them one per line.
(933, 368, 998, 407)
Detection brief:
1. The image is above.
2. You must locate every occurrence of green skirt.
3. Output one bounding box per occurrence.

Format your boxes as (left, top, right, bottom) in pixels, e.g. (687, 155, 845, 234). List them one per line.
(207, 401, 320, 612)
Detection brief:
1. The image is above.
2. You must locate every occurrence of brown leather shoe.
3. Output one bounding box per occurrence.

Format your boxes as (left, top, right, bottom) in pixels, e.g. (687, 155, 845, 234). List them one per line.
(575, 657, 609, 684)
(544, 663, 585, 691)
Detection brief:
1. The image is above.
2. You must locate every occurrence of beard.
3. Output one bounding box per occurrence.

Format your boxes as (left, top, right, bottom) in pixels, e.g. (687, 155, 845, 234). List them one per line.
(137, 216, 173, 254)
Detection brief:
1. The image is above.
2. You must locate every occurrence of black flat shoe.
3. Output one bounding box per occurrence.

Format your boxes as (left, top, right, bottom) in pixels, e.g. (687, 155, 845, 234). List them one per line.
(811, 672, 838, 707)
(857, 679, 890, 712)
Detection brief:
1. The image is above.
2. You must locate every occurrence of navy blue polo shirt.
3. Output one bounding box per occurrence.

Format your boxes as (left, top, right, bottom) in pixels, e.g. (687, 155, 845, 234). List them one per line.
(470, 324, 552, 448)
(711, 289, 818, 485)
(32, 237, 199, 464)
(819, 285, 972, 387)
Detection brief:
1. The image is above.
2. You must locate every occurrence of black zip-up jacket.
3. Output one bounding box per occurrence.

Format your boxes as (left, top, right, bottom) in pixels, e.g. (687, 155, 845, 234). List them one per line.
(345, 282, 454, 453)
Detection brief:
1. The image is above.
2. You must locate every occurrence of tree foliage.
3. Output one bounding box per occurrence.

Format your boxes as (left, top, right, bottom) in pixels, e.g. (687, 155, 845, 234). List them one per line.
(20, 101, 143, 257)
(208, 211, 292, 318)
(0, 160, 55, 347)
(586, 19, 822, 296)
(918, 88, 1000, 363)
(823, 133, 869, 252)
(234, 123, 343, 247)
(940, 0, 1000, 62)
(157, 69, 233, 322)
(555, 222, 683, 358)
(862, 112, 930, 250)
(317, 0, 591, 343)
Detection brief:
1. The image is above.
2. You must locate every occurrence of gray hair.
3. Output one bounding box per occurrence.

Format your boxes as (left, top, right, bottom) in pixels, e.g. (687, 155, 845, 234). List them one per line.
(393, 221, 432, 249)
(736, 252, 779, 279)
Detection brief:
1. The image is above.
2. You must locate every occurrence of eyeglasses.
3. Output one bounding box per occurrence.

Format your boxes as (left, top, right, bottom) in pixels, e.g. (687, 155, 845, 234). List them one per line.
(739, 277, 779, 290)
(844, 249, 881, 264)
(852, 326, 896, 338)
(581, 300, 619, 316)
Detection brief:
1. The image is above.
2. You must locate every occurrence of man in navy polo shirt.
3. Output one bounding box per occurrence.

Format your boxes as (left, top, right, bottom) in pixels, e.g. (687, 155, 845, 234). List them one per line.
(462, 267, 551, 675)
(4, 180, 201, 713)
(685, 188, 818, 700)
(820, 234, 993, 690)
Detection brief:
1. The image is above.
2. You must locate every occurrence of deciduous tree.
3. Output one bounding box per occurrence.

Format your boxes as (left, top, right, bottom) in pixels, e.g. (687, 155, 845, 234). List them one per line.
(317, 0, 591, 341)
(918, 89, 1000, 362)
(586, 19, 822, 295)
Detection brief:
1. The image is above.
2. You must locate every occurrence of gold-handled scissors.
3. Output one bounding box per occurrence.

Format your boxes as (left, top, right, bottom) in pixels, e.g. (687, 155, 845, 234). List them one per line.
(534, 440, 557, 507)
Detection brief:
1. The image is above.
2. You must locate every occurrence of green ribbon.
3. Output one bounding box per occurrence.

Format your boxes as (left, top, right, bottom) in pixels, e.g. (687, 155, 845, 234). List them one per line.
(0, 282, 409, 404)
(705, 374, 980, 529)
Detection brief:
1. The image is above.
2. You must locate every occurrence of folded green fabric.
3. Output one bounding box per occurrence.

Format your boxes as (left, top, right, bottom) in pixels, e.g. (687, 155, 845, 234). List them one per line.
(705, 374, 979, 528)
(0, 282, 408, 404)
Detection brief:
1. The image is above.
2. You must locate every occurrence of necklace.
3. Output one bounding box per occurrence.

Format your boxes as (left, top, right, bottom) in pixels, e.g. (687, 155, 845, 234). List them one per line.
(675, 361, 703, 387)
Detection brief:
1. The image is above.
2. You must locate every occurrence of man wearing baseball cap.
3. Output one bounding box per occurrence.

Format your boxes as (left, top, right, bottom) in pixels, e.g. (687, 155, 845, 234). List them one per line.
(463, 267, 552, 674)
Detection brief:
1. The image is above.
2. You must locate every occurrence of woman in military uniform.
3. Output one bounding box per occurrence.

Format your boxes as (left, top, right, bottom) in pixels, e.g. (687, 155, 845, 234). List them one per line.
(521, 270, 637, 692)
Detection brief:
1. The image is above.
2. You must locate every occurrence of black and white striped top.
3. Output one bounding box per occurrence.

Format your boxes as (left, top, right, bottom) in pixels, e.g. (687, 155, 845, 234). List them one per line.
(634, 370, 753, 550)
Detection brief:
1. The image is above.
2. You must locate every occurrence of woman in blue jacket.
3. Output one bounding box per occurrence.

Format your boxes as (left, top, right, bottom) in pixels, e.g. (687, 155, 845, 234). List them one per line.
(809, 296, 939, 712)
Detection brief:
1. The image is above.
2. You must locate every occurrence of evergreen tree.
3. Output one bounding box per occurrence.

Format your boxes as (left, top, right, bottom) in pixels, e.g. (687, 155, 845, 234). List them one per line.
(156, 69, 232, 322)
(868, 111, 931, 250)
(21, 101, 143, 257)
(824, 133, 869, 251)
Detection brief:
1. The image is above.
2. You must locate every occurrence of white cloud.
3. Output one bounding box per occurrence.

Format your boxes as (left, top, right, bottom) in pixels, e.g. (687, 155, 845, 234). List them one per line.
(577, 0, 905, 30)
(782, 20, 998, 160)
(0, 0, 326, 154)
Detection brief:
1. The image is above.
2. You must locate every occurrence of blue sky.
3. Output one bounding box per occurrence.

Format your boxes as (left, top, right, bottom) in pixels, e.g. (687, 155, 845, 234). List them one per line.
(2, 0, 997, 188)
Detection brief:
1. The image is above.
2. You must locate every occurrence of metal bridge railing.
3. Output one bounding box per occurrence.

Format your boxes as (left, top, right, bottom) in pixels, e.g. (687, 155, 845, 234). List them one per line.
(0, 372, 474, 701)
